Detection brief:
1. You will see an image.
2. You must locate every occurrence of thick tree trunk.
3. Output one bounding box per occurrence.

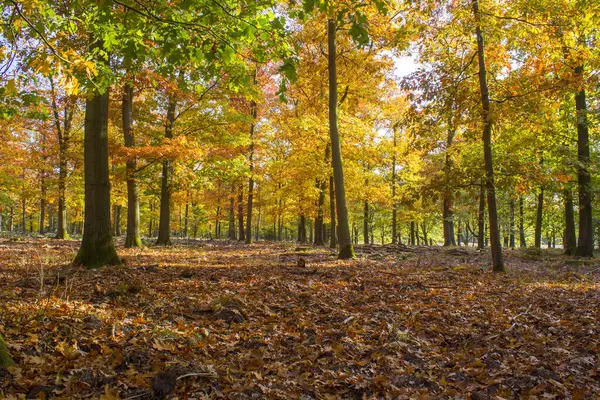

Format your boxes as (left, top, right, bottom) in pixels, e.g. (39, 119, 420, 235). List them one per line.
(391, 125, 398, 244)
(477, 183, 485, 250)
(564, 188, 577, 255)
(73, 87, 120, 268)
(535, 188, 543, 248)
(574, 65, 593, 257)
(328, 19, 354, 259)
(298, 215, 307, 243)
(473, 0, 504, 271)
(122, 81, 142, 248)
(156, 99, 176, 246)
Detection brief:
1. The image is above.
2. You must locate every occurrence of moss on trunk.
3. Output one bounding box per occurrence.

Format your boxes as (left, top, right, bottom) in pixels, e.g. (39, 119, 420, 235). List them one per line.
(73, 233, 121, 269)
(338, 244, 355, 260)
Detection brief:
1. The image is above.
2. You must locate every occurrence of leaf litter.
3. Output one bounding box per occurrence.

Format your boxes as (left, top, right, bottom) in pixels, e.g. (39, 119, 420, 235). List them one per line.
(0, 238, 598, 399)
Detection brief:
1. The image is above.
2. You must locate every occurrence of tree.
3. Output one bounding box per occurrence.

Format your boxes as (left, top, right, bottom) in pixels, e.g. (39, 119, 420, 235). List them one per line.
(472, 0, 504, 272)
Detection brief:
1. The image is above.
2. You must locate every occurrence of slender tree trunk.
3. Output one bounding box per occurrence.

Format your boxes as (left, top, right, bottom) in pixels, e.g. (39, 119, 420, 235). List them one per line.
(509, 198, 515, 248)
(123, 81, 142, 248)
(245, 98, 257, 244)
(40, 179, 46, 235)
(391, 126, 398, 244)
(410, 221, 415, 245)
(478, 183, 485, 250)
(237, 185, 245, 241)
(443, 121, 456, 246)
(228, 184, 236, 240)
(519, 196, 526, 247)
(564, 188, 577, 255)
(156, 98, 176, 246)
(329, 175, 336, 248)
(327, 19, 354, 259)
(73, 81, 120, 267)
(535, 188, 544, 248)
(574, 65, 593, 257)
(473, 0, 504, 271)
(363, 200, 369, 245)
(21, 196, 26, 234)
(113, 205, 121, 236)
(184, 201, 189, 237)
(315, 179, 326, 245)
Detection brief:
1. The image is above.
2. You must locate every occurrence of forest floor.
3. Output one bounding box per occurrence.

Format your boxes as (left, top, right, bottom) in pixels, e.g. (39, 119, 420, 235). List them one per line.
(0, 238, 598, 399)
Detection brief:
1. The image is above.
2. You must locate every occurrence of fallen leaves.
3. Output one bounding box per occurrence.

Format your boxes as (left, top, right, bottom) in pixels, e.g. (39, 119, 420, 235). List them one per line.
(0, 238, 598, 398)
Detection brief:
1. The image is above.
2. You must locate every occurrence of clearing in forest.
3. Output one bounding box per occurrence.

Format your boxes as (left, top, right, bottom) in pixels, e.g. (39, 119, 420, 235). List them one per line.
(0, 239, 598, 399)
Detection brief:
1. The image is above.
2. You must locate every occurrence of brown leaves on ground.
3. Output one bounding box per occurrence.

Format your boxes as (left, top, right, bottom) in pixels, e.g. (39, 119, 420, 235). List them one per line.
(0, 238, 598, 399)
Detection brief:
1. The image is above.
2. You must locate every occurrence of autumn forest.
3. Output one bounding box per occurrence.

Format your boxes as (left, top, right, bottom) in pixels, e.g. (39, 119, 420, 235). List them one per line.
(0, 0, 599, 398)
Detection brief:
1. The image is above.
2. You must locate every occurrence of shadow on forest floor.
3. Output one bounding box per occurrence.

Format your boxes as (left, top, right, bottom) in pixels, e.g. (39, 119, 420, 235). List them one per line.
(0, 238, 598, 398)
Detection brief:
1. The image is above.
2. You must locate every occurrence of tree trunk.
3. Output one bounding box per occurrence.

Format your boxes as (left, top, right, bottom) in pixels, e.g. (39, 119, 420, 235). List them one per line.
(328, 19, 354, 259)
(39, 181, 46, 235)
(478, 183, 485, 250)
(363, 200, 369, 245)
(237, 184, 245, 241)
(443, 121, 456, 246)
(298, 215, 307, 243)
(410, 221, 415, 245)
(473, 0, 504, 271)
(245, 98, 257, 244)
(574, 65, 594, 257)
(73, 85, 120, 267)
(184, 201, 189, 237)
(329, 175, 336, 248)
(122, 81, 142, 248)
(509, 198, 515, 248)
(391, 125, 398, 244)
(519, 196, 526, 247)
(156, 98, 177, 246)
(228, 184, 236, 240)
(564, 188, 577, 255)
(535, 188, 543, 248)
(113, 205, 121, 236)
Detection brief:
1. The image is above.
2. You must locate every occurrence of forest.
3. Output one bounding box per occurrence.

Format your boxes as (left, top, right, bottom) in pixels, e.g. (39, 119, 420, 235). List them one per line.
(0, 0, 599, 398)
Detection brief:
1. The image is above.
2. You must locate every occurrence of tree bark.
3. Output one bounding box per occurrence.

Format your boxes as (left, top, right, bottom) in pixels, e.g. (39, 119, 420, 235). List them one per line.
(391, 125, 398, 244)
(73, 82, 120, 268)
(328, 175, 336, 248)
(156, 98, 177, 246)
(443, 120, 456, 246)
(245, 98, 257, 244)
(228, 184, 236, 240)
(519, 196, 526, 247)
(363, 200, 369, 245)
(113, 205, 122, 236)
(509, 198, 515, 248)
(535, 188, 543, 248)
(564, 188, 577, 255)
(122, 81, 142, 248)
(327, 19, 354, 259)
(473, 0, 504, 271)
(237, 184, 245, 241)
(477, 183, 485, 250)
(574, 65, 593, 257)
